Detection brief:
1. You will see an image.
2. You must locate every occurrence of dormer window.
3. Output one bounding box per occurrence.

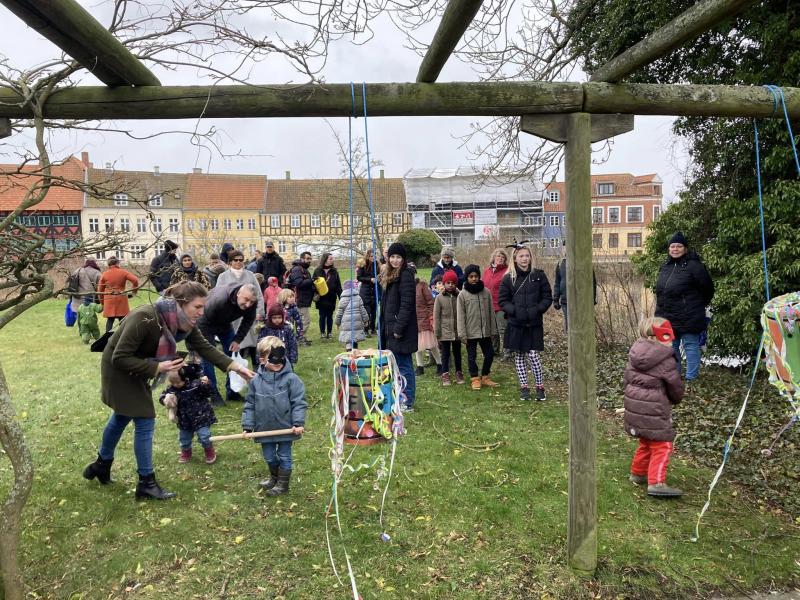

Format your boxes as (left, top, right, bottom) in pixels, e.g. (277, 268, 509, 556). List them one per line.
(148, 194, 163, 207)
(597, 183, 615, 195)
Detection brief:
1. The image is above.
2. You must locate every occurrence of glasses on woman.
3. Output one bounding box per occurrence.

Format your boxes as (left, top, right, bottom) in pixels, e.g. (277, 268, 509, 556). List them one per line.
(231, 257, 244, 263)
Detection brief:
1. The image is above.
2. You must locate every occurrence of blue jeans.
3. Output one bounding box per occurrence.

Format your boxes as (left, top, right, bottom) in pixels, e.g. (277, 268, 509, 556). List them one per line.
(179, 426, 212, 450)
(394, 352, 416, 408)
(672, 332, 701, 381)
(99, 413, 156, 476)
(201, 327, 236, 399)
(261, 441, 293, 471)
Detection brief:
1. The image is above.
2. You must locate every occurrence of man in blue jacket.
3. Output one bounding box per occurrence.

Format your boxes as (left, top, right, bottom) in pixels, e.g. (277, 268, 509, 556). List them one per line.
(430, 248, 465, 288)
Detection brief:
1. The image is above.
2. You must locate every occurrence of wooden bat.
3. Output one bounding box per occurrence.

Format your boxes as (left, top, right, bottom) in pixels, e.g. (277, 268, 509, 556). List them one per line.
(209, 428, 296, 442)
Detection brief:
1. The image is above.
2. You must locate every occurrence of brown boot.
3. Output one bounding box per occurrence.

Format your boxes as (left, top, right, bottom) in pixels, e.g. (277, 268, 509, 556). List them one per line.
(470, 376, 481, 390)
(481, 375, 499, 388)
(441, 372, 451, 386)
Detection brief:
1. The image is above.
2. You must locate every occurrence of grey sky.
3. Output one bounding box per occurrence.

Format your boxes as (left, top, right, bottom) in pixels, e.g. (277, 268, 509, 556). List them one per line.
(0, 4, 688, 202)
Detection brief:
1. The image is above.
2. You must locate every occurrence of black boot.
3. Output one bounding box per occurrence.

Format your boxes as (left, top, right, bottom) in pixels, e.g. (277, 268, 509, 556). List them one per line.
(259, 464, 279, 490)
(135, 473, 177, 500)
(83, 454, 114, 484)
(415, 366, 424, 376)
(265, 469, 291, 497)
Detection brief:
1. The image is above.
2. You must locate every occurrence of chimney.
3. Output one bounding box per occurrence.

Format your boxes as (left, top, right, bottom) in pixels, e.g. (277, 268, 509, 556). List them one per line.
(81, 151, 89, 166)
(379, 169, 385, 179)
(193, 167, 202, 174)
(285, 170, 291, 180)
(154, 166, 160, 176)
(105, 162, 112, 170)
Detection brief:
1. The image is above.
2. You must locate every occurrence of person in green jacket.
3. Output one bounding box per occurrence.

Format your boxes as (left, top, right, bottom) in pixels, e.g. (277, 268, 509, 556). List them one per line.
(77, 301, 102, 344)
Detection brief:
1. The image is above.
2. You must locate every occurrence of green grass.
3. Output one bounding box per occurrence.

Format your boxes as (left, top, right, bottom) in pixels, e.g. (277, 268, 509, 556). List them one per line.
(1, 297, 799, 599)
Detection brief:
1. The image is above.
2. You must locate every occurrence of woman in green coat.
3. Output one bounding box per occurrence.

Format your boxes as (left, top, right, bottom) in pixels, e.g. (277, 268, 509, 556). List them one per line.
(82, 281, 255, 500)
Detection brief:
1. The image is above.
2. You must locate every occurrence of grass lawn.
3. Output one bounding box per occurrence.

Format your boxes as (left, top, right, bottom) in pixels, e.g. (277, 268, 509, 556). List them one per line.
(1, 295, 799, 599)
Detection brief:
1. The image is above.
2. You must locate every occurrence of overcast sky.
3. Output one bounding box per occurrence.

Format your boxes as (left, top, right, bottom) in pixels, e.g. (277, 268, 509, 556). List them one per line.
(1, 3, 689, 202)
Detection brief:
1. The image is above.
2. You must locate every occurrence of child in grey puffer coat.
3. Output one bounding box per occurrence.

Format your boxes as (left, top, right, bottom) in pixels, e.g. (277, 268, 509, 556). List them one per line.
(335, 280, 370, 350)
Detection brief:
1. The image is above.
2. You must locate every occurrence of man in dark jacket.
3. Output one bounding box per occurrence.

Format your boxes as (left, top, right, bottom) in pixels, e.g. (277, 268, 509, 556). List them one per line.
(256, 241, 286, 286)
(196, 283, 259, 403)
(553, 249, 597, 332)
(430, 248, 465, 288)
(287, 251, 314, 345)
(149, 240, 179, 292)
(654, 231, 714, 381)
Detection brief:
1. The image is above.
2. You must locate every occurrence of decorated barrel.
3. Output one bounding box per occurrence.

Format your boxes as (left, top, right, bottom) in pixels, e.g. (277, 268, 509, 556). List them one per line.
(761, 292, 800, 397)
(337, 351, 396, 445)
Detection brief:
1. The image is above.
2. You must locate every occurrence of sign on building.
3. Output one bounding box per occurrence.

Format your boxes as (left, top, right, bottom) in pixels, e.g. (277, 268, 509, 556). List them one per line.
(475, 224, 500, 242)
(453, 210, 474, 226)
(411, 212, 426, 228)
(474, 209, 497, 225)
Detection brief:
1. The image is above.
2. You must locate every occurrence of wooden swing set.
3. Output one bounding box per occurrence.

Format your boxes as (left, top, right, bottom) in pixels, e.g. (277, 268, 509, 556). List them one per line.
(0, 0, 793, 574)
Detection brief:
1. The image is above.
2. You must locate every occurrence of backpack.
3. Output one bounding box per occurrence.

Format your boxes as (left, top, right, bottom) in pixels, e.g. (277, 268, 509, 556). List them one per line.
(67, 269, 81, 295)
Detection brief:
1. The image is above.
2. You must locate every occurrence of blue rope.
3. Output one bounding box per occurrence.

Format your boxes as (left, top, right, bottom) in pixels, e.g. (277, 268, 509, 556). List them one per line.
(348, 83, 356, 349)
(753, 120, 771, 301)
(765, 85, 800, 174)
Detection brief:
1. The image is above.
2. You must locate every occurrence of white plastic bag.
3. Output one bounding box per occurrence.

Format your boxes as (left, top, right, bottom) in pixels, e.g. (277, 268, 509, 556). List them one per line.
(228, 352, 249, 394)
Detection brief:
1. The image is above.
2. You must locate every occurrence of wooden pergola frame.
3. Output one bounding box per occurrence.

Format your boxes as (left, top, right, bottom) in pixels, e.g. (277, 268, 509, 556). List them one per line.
(0, 0, 775, 575)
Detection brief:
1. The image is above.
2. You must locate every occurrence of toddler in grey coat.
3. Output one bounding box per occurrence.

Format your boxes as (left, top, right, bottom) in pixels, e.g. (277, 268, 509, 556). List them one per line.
(335, 280, 370, 350)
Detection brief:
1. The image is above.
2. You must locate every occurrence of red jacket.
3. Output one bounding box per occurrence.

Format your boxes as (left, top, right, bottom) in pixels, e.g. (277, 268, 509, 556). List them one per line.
(482, 264, 508, 312)
(415, 280, 435, 332)
(97, 265, 139, 318)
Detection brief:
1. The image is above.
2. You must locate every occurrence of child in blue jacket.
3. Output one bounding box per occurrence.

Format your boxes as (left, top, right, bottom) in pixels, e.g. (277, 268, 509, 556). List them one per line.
(242, 336, 307, 496)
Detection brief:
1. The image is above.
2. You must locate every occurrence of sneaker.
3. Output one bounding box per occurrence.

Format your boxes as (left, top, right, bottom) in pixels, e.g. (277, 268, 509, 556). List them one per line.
(415, 366, 424, 376)
(441, 372, 451, 386)
(535, 386, 546, 401)
(302, 338, 312, 346)
(481, 375, 499, 388)
(629, 474, 648, 486)
(647, 482, 683, 498)
(204, 446, 217, 465)
(471, 376, 481, 391)
(178, 448, 192, 463)
(455, 372, 465, 385)
(400, 405, 414, 414)
(520, 387, 531, 401)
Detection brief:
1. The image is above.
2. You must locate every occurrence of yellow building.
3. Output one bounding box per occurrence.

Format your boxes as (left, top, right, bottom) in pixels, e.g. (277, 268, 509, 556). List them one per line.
(261, 174, 409, 259)
(182, 170, 266, 260)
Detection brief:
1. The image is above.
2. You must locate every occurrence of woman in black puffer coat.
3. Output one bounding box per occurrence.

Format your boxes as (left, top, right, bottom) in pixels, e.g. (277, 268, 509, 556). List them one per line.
(379, 242, 418, 411)
(654, 231, 714, 381)
(498, 245, 552, 401)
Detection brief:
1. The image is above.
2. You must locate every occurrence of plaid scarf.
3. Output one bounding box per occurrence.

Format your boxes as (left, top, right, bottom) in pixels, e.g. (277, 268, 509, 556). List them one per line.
(154, 298, 192, 361)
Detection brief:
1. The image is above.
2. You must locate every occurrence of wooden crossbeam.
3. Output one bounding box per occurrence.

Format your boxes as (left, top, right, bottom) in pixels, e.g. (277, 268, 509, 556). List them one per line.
(1, 0, 161, 87)
(590, 0, 758, 83)
(416, 0, 484, 83)
(0, 82, 797, 120)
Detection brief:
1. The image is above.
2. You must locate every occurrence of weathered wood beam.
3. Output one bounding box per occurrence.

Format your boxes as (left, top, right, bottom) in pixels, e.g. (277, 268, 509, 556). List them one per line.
(0, 82, 798, 119)
(590, 0, 758, 83)
(0, 0, 161, 87)
(416, 0, 484, 83)
(563, 112, 597, 575)
(520, 114, 633, 143)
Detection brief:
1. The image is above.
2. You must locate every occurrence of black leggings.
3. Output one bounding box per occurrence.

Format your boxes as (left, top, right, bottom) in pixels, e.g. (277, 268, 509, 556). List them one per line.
(466, 337, 494, 377)
(105, 316, 124, 332)
(440, 340, 462, 374)
(318, 306, 334, 336)
(362, 298, 377, 333)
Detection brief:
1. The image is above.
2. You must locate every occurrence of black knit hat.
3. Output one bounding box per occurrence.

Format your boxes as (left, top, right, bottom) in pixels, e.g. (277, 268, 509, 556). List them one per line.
(387, 242, 406, 260)
(668, 231, 688, 247)
(164, 240, 178, 251)
(464, 264, 481, 279)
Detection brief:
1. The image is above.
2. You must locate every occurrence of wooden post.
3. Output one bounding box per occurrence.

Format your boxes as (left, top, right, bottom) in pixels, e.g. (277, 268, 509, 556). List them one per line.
(0, 118, 10, 139)
(565, 113, 596, 574)
(416, 0, 484, 83)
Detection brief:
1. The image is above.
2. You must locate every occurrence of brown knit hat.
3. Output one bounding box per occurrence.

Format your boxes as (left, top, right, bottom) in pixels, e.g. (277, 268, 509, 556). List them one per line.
(267, 303, 284, 320)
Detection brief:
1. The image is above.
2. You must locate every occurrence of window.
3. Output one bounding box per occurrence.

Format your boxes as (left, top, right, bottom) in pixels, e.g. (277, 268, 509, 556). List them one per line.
(627, 232, 642, 248)
(548, 191, 560, 203)
(653, 205, 662, 220)
(248, 218, 256, 230)
(626, 206, 643, 223)
(153, 218, 162, 233)
(38, 215, 51, 226)
(331, 214, 341, 228)
(237, 218, 245, 230)
(550, 238, 560, 248)
(104, 217, 114, 232)
(597, 183, 615, 195)
(548, 215, 560, 227)
(374, 213, 383, 227)
(608, 233, 619, 248)
(393, 212, 404, 226)
(591, 207, 604, 224)
(310, 214, 321, 228)
(223, 218, 232, 230)
(270, 215, 280, 229)
(66, 215, 79, 226)
(199, 219, 208, 231)
(592, 234, 603, 248)
(653, 185, 662, 196)
(95, 250, 106, 259)
(113, 193, 128, 206)
(148, 194, 163, 207)
(53, 215, 65, 225)
(169, 218, 179, 233)
(607, 207, 621, 224)
(353, 215, 363, 227)
(137, 217, 147, 233)
(290, 215, 300, 228)
(154, 244, 164, 256)
(210, 219, 219, 231)
(278, 240, 287, 253)
(89, 217, 99, 233)
(129, 245, 145, 259)
(119, 217, 130, 232)
(187, 219, 194, 231)
(540, 238, 547, 248)
(249, 244, 257, 256)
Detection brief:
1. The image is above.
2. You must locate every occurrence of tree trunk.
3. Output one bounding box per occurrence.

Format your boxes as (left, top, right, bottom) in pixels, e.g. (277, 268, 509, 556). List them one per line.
(0, 360, 34, 600)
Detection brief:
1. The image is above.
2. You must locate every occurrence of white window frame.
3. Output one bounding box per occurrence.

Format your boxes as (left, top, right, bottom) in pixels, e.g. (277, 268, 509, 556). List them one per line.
(393, 212, 403, 226)
(187, 219, 194, 231)
(549, 238, 559, 248)
(607, 206, 621, 224)
(95, 250, 106, 259)
(129, 245, 145, 259)
(104, 217, 114, 232)
(153, 217, 162, 233)
(119, 217, 130, 232)
(331, 214, 341, 228)
(113, 193, 129, 207)
(278, 240, 287, 253)
(653, 205, 662, 221)
(591, 207, 604, 224)
(548, 190, 560, 203)
(597, 183, 615, 196)
(169, 217, 179, 233)
(310, 214, 321, 228)
(199, 219, 208, 231)
(626, 205, 644, 224)
(627, 232, 643, 248)
(89, 217, 99, 233)
(136, 217, 147, 233)
(210, 219, 219, 231)
(249, 243, 257, 256)
(147, 194, 163, 207)
(290, 214, 300, 228)
(223, 218, 232, 230)
(237, 218, 245, 230)
(548, 215, 560, 227)
(248, 218, 256, 230)
(592, 233, 603, 249)
(270, 215, 280, 229)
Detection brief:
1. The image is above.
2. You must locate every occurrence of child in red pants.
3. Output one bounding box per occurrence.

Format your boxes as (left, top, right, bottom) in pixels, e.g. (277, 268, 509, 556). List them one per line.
(623, 317, 685, 497)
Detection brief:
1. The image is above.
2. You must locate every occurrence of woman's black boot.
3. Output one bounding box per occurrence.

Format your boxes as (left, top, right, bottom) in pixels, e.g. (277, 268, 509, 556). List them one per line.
(135, 473, 177, 500)
(83, 454, 114, 484)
